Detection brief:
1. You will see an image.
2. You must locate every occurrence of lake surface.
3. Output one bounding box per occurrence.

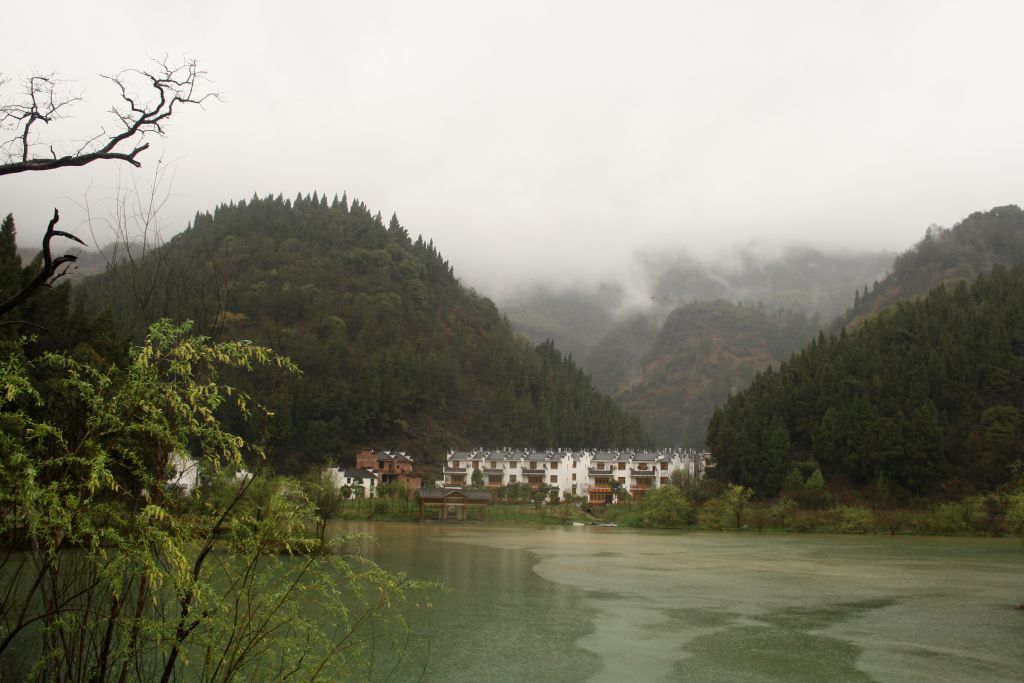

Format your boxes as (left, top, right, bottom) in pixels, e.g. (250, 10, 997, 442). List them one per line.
(331, 522, 1024, 683)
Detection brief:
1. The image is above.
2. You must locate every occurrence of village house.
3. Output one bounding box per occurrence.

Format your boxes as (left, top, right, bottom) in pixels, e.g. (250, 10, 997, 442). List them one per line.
(324, 467, 378, 498)
(441, 448, 710, 504)
(166, 452, 201, 495)
(166, 453, 253, 495)
(355, 449, 423, 489)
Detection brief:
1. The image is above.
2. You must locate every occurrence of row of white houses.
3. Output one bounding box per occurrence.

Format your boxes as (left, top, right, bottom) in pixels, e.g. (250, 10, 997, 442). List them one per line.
(441, 449, 710, 504)
(168, 449, 711, 506)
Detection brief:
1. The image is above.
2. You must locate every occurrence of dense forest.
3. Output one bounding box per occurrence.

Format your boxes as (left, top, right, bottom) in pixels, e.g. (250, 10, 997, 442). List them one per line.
(706, 266, 1024, 498)
(70, 194, 650, 470)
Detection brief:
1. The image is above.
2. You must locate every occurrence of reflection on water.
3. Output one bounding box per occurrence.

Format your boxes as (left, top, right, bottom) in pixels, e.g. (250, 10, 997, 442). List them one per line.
(330, 523, 1024, 683)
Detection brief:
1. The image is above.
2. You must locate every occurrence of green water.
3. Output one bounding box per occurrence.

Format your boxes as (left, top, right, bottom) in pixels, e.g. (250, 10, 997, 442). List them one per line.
(332, 523, 1024, 682)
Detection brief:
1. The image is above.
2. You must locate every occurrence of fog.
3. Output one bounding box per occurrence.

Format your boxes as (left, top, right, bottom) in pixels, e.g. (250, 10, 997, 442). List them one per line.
(4, 1, 1024, 299)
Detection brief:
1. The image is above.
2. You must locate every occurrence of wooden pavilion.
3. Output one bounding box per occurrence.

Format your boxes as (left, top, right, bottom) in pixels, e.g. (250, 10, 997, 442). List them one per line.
(417, 488, 492, 521)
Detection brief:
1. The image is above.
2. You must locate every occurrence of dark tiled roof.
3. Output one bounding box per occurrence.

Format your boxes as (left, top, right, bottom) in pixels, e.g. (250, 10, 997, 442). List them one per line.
(418, 488, 491, 502)
(341, 468, 377, 480)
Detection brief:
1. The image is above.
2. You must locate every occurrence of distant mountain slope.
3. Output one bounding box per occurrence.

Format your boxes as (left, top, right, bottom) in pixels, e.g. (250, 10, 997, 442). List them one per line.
(504, 247, 889, 446)
(842, 205, 1024, 329)
(707, 265, 1024, 498)
(613, 302, 820, 447)
(74, 193, 651, 469)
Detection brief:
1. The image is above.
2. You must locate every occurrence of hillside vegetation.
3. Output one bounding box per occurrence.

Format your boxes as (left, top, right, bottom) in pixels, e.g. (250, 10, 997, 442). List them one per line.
(842, 205, 1024, 329)
(75, 193, 651, 469)
(707, 266, 1024, 498)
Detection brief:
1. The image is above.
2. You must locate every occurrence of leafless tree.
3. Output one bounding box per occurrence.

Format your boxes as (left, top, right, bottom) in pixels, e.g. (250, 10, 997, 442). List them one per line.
(0, 57, 217, 315)
(80, 160, 231, 337)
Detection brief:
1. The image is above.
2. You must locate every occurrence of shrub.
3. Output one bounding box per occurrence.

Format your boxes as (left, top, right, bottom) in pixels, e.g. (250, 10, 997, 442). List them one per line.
(641, 486, 693, 529)
(837, 506, 875, 534)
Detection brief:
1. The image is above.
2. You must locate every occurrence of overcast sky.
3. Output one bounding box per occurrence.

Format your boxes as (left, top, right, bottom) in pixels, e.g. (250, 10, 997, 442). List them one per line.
(4, 1, 1024, 298)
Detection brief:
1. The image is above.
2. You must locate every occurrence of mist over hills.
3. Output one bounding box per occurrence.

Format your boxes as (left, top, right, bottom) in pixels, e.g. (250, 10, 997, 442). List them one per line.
(501, 245, 893, 446)
(503, 206, 1024, 449)
(840, 205, 1024, 330)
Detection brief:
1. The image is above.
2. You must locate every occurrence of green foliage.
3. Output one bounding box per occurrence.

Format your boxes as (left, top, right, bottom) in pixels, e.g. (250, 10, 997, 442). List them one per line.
(75, 195, 650, 468)
(0, 213, 18, 301)
(837, 506, 875, 534)
(1007, 491, 1024, 538)
(640, 486, 692, 528)
(470, 467, 485, 489)
(696, 496, 729, 530)
(0, 321, 428, 681)
(708, 265, 1024, 497)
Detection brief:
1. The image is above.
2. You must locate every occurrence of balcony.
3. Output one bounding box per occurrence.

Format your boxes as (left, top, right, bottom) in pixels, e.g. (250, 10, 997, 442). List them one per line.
(630, 470, 656, 477)
(522, 467, 546, 475)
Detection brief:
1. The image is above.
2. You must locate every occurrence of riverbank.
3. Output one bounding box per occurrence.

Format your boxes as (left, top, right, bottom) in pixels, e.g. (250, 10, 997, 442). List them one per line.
(333, 500, 1024, 538)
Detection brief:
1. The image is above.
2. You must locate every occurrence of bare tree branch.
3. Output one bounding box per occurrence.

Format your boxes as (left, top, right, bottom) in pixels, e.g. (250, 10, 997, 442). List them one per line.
(0, 57, 217, 317)
(0, 209, 85, 315)
(0, 58, 217, 177)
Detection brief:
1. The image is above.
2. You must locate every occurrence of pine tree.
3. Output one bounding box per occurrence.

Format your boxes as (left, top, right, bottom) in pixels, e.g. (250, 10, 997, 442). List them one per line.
(0, 214, 20, 301)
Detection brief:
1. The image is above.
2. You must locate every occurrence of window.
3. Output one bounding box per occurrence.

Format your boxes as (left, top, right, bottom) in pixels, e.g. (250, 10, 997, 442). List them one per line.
(550, 475, 558, 483)
(550, 462, 557, 469)
(638, 463, 647, 470)
(573, 461, 577, 468)
(597, 463, 605, 470)
(509, 475, 517, 483)
(661, 462, 668, 470)
(571, 485, 577, 494)
(618, 462, 625, 470)
(571, 473, 576, 481)
(509, 461, 517, 468)
(618, 476, 625, 483)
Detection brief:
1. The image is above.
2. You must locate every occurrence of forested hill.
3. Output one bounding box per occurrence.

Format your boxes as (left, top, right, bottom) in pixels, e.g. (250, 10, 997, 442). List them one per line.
(75, 193, 650, 470)
(706, 266, 1024, 499)
(841, 205, 1024, 329)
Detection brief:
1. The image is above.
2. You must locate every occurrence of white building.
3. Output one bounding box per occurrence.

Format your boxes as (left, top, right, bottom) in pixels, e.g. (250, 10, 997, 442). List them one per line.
(324, 467, 378, 498)
(440, 448, 710, 504)
(167, 452, 201, 495)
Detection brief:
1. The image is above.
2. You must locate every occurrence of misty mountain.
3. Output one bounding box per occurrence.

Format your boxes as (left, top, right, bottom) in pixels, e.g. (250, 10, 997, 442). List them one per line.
(502, 246, 891, 446)
(840, 205, 1024, 330)
(73, 193, 651, 470)
(649, 247, 893, 318)
(613, 302, 820, 447)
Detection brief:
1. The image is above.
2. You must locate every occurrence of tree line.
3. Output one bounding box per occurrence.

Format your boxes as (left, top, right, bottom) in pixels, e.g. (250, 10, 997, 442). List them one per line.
(707, 266, 1024, 499)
